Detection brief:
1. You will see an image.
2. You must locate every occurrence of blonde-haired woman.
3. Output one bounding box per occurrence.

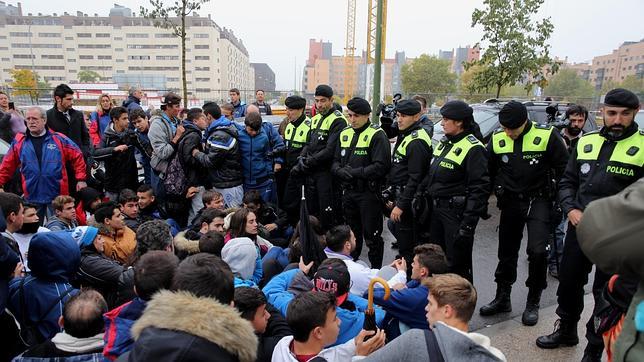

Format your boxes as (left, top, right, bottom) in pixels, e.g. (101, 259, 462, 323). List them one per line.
(89, 94, 113, 147)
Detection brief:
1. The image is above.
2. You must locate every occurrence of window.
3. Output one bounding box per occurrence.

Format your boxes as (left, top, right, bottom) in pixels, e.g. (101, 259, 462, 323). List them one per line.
(65, 37, 74, 40)
(13, 54, 35, 59)
(167, 77, 180, 82)
(68, 59, 76, 62)
(15, 65, 65, 70)
(194, 34, 209, 38)
(38, 33, 60, 37)
(78, 44, 111, 49)
(155, 33, 174, 38)
(12, 43, 62, 48)
(195, 67, 210, 71)
(42, 54, 64, 59)
(195, 56, 210, 60)
(116, 59, 124, 63)
(196, 78, 210, 82)
(114, 37, 123, 41)
(96, 33, 111, 38)
(66, 48, 75, 51)
(128, 66, 180, 71)
(195, 88, 211, 92)
(98, 55, 112, 60)
(128, 55, 151, 60)
(127, 44, 178, 49)
(44, 76, 65, 81)
(9, 32, 31, 37)
(194, 44, 209, 49)
(126, 33, 149, 38)
(79, 55, 94, 59)
(80, 66, 112, 71)
(115, 48, 124, 52)
(77, 33, 92, 38)
(156, 55, 179, 60)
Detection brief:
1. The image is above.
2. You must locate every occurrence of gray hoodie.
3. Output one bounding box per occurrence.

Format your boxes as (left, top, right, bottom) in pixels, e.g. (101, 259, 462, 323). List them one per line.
(148, 114, 179, 175)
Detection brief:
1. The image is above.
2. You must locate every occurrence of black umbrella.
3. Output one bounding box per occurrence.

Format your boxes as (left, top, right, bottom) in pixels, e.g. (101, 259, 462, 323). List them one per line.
(363, 277, 391, 339)
(299, 186, 327, 274)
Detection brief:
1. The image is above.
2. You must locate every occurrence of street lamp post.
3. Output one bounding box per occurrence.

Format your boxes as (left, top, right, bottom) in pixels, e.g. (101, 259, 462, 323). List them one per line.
(27, 21, 38, 104)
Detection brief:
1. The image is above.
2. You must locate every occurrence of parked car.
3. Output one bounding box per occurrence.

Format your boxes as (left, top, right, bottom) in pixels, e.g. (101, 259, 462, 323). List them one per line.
(432, 100, 599, 145)
(636, 110, 644, 130)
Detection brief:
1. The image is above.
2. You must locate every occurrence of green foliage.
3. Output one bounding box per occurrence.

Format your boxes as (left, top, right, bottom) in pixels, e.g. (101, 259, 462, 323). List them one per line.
(401, 54, 457, 95)
(619, 75, 644, 96)
(141, 0, 210, 107)
(466, 0, 558, 98)
(543, 69, 594, 99)
(78, 70, 101, 83)
(10, 69, 48, 104)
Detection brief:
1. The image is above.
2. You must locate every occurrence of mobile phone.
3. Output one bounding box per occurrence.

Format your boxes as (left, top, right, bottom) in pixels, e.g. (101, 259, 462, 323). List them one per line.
(9, 101, 15, 110)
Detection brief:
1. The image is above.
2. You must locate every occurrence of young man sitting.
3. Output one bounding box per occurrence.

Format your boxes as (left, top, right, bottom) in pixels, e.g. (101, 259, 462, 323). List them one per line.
(271, 291, 385, 362)
(234, 286, 292, 362)
(119, 189, 141, 231)
(203, 190, 225, 210)
(324, 225, 407, 296)
(93, 201, 136, 265)
(174, 208, 227, 259)
(370, 243, 449, 340)
(46, 195, 78, 231)
(136, 184, 164, 221)
(356, 274, 507, 361)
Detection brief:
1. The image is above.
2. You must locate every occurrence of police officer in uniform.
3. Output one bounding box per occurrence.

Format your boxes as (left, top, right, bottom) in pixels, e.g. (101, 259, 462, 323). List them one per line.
(332, 97, 391, 268)
(537, 88, 643, 361)
(279, 95, 311, 225)
(480, 101, 568, 326)
(291, 85, 347, 230)
(424, 100, 490, 283)
(386, 99, 432, 272)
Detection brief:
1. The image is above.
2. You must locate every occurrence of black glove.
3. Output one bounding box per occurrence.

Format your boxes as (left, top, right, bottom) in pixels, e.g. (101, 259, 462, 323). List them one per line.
(291, 158, 308, 177)
(336, 167, 353, 182)
(457, 224, 475, 239)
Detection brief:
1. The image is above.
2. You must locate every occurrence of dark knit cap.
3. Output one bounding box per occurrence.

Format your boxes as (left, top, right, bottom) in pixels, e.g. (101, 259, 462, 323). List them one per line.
(347, 97, 372, 115)
(315, 85, 333, 98)
(395, 99, 422, 115)
(440, 100, 473, 123)
(498, 101, 528, 129)
(285, 96, 306, 110)
(604, 88, 640, 109)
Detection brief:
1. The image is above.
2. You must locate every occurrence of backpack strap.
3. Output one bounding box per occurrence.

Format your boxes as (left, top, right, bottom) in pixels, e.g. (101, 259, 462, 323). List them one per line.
(424, 329, 445, 362)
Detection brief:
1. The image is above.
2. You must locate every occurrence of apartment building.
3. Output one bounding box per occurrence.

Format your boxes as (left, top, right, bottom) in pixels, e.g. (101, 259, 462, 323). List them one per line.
(0, 3, 254, 102)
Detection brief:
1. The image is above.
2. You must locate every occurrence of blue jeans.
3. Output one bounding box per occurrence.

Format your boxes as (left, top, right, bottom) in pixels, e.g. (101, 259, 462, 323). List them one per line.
(548, 215, 566, 268)
(244, 179, 277, 205)
(213, 185, 244, 208)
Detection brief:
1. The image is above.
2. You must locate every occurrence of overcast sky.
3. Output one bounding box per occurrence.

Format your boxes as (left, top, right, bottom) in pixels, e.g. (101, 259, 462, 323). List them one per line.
(24, 0, 644, 90)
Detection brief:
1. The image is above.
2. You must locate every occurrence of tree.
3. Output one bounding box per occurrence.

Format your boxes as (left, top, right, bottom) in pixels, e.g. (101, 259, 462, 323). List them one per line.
(401, 54, 457, 96)
(543, 69, 594, 100)
(141, 0, 210, 107)
(78, 70, 101, 83)
(9, 69, 49, 104)
(620, 75, 644, 96)
(466, 0, 558, 98)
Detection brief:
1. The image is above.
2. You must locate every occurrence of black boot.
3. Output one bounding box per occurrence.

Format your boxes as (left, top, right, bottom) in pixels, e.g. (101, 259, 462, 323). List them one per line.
(479, 285, 512, 316)
(536, 319, 579, 349)
(580, 343, 603, 362)
(522, 289, 541, 326)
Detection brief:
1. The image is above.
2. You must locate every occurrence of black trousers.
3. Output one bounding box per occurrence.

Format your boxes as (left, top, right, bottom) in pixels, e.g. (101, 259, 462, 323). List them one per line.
(429, 205, 473, 283)
(495, 197, 549, 291)
(281, 170, 303, 226)
(344, 190, 385, 268)
(390, 206, 419, 276)
(556, 224, 610, 347)
(306, 170, 342, 231)
(275, 167, 290, 210)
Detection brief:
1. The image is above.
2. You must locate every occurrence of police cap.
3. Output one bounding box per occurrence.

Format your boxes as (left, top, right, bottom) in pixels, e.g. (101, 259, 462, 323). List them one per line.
(440, 100, 473, 124)
(285, 95, 306, 110)
(395, 99, 421, 116)
(498, 100, 528, 129)
(347, 97, 372, 115)
(315, 85, 334, 98)
(604, 88, 640, 109)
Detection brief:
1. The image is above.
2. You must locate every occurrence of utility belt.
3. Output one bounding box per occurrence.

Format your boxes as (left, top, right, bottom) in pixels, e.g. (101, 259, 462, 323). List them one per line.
(344, 179, 381, 193)
(495, 185, 550, 201)
(431, 195, 466, 209)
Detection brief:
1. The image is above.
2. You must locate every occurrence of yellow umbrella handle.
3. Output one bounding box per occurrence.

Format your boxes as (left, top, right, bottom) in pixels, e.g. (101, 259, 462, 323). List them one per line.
(367, 277, 391, 313)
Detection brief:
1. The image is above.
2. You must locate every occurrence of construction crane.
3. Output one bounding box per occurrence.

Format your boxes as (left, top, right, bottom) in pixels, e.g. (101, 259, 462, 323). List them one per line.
(343, 0, 387, 112)
(343, 0, 357, 104)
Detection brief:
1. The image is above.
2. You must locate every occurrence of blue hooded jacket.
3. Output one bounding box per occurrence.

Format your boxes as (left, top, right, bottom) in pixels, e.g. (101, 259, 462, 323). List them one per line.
(194, 116, 243, 188)
(368, 279, 430, 339)
(263, 269, 385, 346)
(237, 122, 285, 186)
(9, 231, 81, 340)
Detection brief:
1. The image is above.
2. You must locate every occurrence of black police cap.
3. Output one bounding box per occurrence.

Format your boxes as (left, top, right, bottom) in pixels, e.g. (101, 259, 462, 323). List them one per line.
(440, 100, 473, 122)
(498, 100, 528, 129)
(395, 99, 421, 115)
(604, 88, 640, 109)
(347, 97, 372, 115)
(315, 85, 333, 98)
(285, 95, 306, 110)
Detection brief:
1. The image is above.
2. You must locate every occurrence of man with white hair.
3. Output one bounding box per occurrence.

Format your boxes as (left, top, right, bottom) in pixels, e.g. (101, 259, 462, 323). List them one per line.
(0, 107, 86, 220)
(123, 86, 144, 114)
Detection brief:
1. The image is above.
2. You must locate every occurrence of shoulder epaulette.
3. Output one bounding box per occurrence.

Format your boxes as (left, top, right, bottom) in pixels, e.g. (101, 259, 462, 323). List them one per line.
(411, 130, 419, 138)
(304, 119, 312, 126)
(334, 110, 344, 117)
(342, 125, 352, 131)
(639, 129, 644, 136)
(370, 123, 381, 129)
(466, 134, 479, 144)
(493, 128, 504, 134)
(534, 123, 551, 130)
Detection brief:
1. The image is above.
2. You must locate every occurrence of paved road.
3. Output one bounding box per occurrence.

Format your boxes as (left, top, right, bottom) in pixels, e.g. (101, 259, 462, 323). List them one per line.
(358, 195, 595, 331)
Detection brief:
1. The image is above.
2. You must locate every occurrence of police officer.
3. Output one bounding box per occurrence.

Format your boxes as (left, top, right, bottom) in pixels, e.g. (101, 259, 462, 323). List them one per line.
(380, 95, 434, 139)
(278, 96, 311, 224)
(386, 99, 432, 272)
(331, 97, 391, 268)
(537, 88, 643, 361)
(291, 85, 347, 230)
(480, 101, 568, 326)
(424, 100, 490, 283)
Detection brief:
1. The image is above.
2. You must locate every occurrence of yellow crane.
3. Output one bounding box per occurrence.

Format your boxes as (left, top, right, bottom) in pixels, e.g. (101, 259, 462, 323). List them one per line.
(343, 0, 387, 104)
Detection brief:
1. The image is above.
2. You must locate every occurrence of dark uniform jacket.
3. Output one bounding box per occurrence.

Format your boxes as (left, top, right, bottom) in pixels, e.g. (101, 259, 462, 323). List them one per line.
(559, 124, 644, 214)
(487, 121, 568, 196)
(426, 131, 490, 226)
(300, 109, 347, 172)
(389, 121, 432, 210)
(282, 114, 311, 169)
(331, 122, 391, 190)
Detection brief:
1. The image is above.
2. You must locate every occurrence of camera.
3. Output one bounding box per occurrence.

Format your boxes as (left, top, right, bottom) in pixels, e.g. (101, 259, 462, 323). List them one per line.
(545, 103, 570, 130)
(378, 93, 402, 124)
